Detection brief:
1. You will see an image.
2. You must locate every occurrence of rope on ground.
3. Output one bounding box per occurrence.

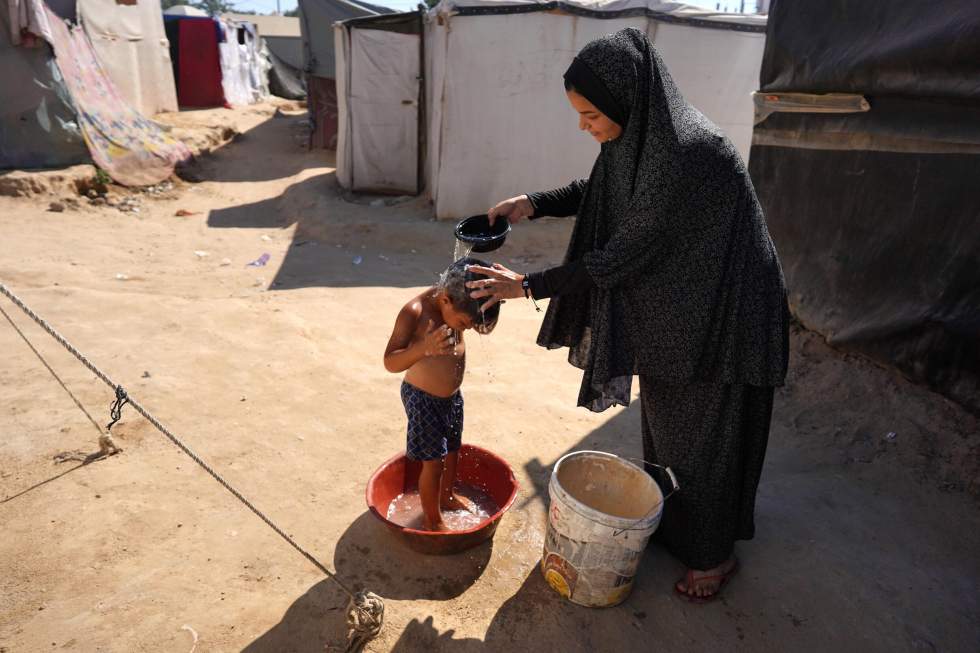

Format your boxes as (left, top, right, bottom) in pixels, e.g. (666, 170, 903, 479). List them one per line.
(0, 282, 384, 651)
(0, 301, 120, 459)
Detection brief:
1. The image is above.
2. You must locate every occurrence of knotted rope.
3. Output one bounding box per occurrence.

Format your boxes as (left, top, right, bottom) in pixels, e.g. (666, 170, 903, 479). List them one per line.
(0, 282, 384, 651)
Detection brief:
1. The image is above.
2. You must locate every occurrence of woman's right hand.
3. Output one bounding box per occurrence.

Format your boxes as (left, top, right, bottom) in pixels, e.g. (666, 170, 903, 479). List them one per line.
(488, 195, 534, 226)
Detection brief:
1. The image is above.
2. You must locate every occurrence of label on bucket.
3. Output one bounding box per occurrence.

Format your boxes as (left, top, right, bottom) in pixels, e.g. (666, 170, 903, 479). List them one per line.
(542, 553, 578, 598)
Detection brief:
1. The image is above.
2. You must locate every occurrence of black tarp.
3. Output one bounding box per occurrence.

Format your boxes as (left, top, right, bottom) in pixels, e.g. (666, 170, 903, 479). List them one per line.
(268, 50, 306, 100)
(759, 2, 980, 100)
(750, 0, 980, 413)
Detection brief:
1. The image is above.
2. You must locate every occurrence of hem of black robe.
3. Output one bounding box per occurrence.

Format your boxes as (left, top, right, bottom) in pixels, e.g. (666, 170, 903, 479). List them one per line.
(650, 529, 754, 571)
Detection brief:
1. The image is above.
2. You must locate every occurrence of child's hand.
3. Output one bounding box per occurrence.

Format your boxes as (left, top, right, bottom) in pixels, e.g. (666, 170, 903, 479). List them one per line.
(421, 323, 456, 357)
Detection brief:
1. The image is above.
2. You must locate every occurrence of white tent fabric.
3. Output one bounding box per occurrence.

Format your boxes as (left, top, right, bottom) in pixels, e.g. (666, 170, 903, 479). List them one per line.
(227, 12, 303, 69)
(336, 25, 419, 192)
(5, 0, 54, 44)
(162, 4, 206, 16)
(426, 0, 766, 218)
(219, 18, 269, 106)
(337, 0, 766, 218)
(79, 0, 178, 116)
(435, 0, 766, 26)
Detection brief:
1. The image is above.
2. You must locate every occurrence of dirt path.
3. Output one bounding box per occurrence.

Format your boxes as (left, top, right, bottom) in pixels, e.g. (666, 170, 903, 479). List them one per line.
(1, 104, 977, 653)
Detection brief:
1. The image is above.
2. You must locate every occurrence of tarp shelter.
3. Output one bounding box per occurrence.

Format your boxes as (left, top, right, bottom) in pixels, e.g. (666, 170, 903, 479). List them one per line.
(334, 0, 767, 212)
(1, 0, 190, 182)
(163, 7, 268, 108)
(80, 0, 178, 116)
(227, 12, 305, 100)
(298, 0, 393, 149)
(749, 0, 980, 412)
(1, 0, 88, 168)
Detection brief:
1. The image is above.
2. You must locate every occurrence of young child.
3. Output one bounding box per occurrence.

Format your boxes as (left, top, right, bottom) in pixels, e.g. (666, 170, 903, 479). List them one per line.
(383, 257, 501, 531)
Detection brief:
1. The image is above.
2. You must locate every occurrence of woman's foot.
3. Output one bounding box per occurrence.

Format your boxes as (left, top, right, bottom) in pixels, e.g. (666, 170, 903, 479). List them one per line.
(674, 556, 739, 602)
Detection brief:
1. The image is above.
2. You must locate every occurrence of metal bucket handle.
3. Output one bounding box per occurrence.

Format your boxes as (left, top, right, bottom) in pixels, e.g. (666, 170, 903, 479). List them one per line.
(551, 454, 680, 536)
(610, 459, 680, 537)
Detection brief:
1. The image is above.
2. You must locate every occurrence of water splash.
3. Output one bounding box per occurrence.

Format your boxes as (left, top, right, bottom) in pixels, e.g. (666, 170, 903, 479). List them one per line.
(453, 239, 474, 263)
(386, 484, 498, 531)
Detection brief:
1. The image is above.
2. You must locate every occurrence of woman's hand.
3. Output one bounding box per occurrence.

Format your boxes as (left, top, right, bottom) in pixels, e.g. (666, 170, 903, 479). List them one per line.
(466, 263, 526, 311)
(487, 195, 534, 226)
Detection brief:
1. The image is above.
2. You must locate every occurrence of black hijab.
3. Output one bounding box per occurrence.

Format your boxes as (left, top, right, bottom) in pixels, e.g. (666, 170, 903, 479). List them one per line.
(537, 28, 789, 412)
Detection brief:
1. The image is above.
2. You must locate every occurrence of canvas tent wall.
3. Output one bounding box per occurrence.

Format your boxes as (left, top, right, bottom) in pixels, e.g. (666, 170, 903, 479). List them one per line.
(2, 0, 189, 182)
(334, 11, 422, 192)
(334, 0, 767, 215)
(749, 0, 980, 412)
(80, 0, 178, 116)
(298, 0, 392, 149)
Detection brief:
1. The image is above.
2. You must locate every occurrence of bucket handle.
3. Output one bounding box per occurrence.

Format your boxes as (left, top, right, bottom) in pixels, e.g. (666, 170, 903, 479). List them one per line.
(610, 460, 680, 538)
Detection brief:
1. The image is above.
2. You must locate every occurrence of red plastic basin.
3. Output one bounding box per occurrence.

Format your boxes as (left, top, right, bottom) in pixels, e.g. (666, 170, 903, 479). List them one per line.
(365, 444, 519, 555)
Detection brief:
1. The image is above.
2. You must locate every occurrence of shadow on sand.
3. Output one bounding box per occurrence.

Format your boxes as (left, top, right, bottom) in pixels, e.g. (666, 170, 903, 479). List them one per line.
(243, 511, 493, 652)
(181, 112, 317, 184)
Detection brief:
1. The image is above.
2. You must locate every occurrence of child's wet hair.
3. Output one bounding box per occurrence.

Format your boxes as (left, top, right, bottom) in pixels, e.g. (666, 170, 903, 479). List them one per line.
(440, 257, 501, 334)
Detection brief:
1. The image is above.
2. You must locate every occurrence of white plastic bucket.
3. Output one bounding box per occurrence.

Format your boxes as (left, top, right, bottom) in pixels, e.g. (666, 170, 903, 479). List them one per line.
(541, 451, 678, 607)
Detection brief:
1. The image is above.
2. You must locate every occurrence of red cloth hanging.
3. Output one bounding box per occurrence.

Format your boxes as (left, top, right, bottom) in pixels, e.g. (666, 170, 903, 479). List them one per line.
(177, 19, 225, 108)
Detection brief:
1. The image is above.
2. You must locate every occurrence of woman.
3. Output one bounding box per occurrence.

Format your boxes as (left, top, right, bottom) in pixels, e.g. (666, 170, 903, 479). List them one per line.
(467, 28, 789, 602)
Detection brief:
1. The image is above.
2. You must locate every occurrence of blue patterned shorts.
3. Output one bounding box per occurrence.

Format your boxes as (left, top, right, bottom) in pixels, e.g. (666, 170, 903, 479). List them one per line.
(401, 381, 463, 461)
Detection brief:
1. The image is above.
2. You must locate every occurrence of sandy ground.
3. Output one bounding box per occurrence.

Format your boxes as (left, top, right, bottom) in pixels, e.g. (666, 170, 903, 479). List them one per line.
(1, 102, 978, 653)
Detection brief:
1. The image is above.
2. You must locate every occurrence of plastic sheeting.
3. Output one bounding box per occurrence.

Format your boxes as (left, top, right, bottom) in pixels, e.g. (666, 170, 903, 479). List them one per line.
(268, 49, 305, 100)
(422, 3, 765, 217)
(219, 19, 268, 106)
(0, 7, 87, 169)
(759, 0, 980, 101)
(298, 0, 378, 79)
(749, 0, 980, 412)
(42, 2, 189, 185)
(265, 35, 302, 70)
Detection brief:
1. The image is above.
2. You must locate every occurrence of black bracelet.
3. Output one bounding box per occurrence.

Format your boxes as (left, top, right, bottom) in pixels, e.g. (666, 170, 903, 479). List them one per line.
(521, 275, 542, 312)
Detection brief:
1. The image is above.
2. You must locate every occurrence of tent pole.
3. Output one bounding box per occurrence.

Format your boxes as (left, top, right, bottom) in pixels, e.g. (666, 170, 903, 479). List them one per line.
(416, 8, 426, 197)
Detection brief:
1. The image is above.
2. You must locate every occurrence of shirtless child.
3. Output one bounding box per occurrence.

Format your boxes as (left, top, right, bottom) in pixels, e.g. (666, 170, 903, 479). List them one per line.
(383, 258, 501, 531)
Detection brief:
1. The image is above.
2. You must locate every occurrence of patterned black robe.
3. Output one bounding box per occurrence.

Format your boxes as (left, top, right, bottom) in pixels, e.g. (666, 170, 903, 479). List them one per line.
(525, 28, 789, 569)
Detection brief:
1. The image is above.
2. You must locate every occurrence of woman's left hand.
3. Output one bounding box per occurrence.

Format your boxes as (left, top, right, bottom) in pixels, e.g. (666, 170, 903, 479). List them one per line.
(466, 263, 525, 311)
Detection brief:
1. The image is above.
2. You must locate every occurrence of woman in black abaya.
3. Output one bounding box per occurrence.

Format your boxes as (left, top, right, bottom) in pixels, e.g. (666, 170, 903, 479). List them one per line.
(467, 28, 789, 601)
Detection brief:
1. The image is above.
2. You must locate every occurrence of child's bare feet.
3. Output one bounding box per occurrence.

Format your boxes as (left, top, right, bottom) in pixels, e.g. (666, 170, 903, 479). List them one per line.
(424, 518, 451, 532)
(441, 492, 475, 513)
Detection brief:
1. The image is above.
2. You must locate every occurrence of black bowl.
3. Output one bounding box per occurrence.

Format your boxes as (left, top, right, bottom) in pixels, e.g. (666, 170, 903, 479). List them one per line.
(454, 214, 511, 253)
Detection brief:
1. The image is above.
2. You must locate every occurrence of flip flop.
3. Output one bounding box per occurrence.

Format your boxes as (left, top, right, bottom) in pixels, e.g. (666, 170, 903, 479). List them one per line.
(673, 558, 740, 603)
